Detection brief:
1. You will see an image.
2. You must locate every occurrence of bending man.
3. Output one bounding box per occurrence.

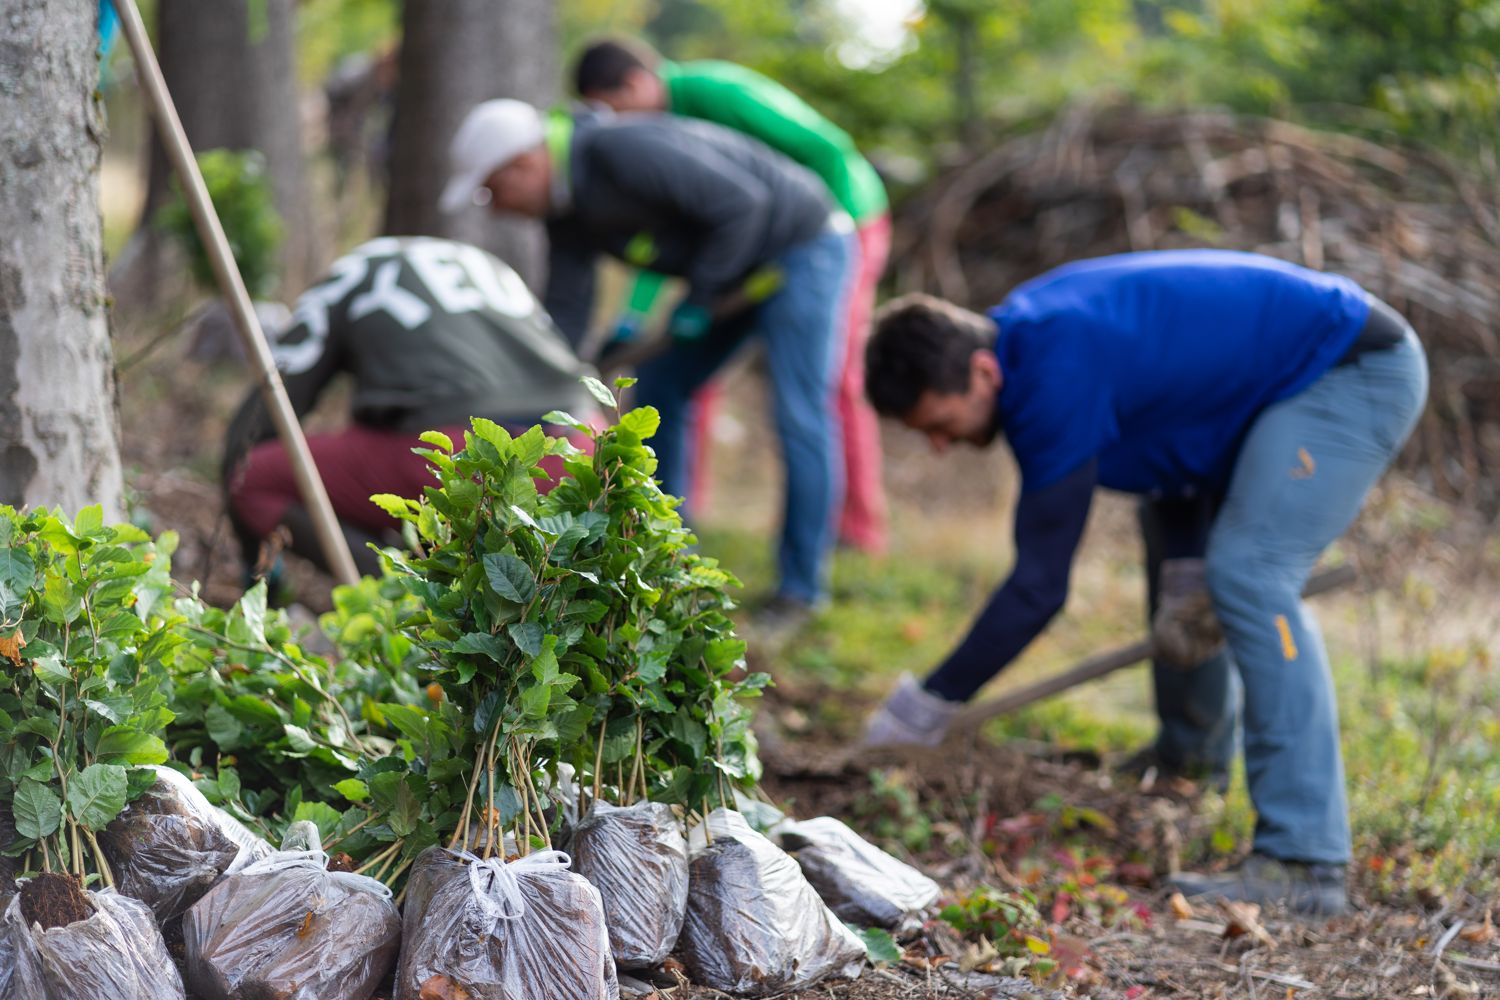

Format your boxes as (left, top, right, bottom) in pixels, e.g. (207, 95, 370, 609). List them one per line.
(862, 250, 1427, 915)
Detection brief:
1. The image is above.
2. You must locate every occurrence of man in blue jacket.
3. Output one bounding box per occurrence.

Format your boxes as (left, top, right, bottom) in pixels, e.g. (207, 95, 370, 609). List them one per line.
(861, 250, 1428, 915)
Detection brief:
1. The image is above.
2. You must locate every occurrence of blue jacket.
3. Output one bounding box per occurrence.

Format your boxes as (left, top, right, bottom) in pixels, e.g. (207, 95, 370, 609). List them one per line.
(993, 250, 1369, 495)
(925, 250, 1370, 702)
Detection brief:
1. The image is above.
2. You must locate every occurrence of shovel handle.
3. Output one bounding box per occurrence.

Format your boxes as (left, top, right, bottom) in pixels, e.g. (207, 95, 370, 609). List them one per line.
(948, 563, 1358, 733)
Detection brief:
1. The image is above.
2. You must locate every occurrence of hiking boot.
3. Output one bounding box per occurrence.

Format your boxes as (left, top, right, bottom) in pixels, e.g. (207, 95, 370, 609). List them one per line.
(1116, 745, 1230, 794)
(1169, 852, 1348, 916)
(748, 594, 820, 654)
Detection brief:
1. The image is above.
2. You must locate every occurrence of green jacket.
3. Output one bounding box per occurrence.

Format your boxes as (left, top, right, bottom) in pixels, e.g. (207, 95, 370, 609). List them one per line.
(661, 59, 886, 222)
(620, 60, 885, 320)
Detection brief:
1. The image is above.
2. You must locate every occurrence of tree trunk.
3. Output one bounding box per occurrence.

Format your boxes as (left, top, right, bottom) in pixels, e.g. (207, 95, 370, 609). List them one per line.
(0, 0, 125, 519)
(122, 0, 318, 300)
(385, 0, 558, 290)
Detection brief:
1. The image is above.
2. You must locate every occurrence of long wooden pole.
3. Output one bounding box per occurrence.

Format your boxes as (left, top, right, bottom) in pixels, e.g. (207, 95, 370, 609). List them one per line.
(112, 0, 360, 586)
(947, 564, 1358, 735)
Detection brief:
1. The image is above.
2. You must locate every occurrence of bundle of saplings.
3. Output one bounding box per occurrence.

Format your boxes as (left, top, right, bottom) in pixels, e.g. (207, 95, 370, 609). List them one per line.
(678, 809, 867, 995)
(772, 815, 941, 929)
(1, 881, 185, 999)
(0, 505, 187, 998)
(395, 847, 617, 1000)
(279, 381, 779, 990)
(183, 822, 400, 1000)
(569, 799, 689, 968)
(99, 765, 273, 924)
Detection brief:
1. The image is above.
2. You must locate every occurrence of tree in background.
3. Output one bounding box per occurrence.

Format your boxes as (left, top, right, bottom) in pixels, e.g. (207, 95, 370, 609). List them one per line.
(0, 0, 125, 519)
(384, 0, 558, 290)
(116, 0, 319, 304)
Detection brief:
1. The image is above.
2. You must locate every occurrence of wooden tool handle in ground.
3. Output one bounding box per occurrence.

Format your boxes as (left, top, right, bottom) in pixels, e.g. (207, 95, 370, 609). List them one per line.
(948, 563, 1358, 734)
(113, 0, 360, 587)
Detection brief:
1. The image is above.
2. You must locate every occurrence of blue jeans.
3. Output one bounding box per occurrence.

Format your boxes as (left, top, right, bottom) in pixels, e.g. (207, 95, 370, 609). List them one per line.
(635, 228, 854, 603)
(1154, 330, 1427, 863)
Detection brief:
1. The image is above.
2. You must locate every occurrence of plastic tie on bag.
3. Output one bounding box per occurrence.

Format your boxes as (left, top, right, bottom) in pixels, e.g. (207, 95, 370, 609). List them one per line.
(455, 849, 572, 929)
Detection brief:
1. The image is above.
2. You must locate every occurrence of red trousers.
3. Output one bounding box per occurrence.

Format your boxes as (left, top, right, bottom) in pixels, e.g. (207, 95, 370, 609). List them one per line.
(229, 422, 581, 542)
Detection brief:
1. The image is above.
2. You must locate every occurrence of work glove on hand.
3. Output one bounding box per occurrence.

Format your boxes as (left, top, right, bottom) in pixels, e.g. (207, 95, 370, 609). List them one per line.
(667, 301, 713, 342)
(862, 674, 962, 748)
(1151, 557, 1226, 668)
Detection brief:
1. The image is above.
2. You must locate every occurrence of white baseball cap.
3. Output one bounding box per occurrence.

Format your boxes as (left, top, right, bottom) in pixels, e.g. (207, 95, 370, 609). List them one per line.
(439, 99, 545, 214)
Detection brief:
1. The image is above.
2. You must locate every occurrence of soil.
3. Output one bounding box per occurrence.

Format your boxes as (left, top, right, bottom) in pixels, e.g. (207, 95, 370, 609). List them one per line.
(19, 871, 93, 930)
(327, 852, 357, 873)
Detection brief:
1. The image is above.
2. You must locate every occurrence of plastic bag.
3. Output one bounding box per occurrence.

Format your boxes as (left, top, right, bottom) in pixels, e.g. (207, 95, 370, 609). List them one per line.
(0, 888, 185, 999)
(772, 815, 941, 928)
(570, 800, 689, 968)
(395, 846, 619, 1000)
(678, 809, 866, 996)
(99, 766, 274, 924)
(182, 826, 401, 1000)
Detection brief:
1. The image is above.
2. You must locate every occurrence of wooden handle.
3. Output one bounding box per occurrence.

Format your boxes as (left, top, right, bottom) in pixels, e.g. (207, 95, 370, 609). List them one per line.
(948, 563, 1358, 733)
(113, 0, 360, 587)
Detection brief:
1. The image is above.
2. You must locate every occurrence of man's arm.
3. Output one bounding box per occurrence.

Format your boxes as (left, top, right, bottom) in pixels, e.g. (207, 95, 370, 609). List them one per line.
(684, 73, 864, 217)
(542, 223, 599, 350)
(598, 127, 775, 308)
(923, 460, 1098, 702)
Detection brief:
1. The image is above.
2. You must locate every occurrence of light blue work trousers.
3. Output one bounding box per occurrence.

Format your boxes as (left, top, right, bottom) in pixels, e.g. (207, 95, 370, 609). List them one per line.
(1144, 329, 1427, 863)
(635, 227, 854, 603)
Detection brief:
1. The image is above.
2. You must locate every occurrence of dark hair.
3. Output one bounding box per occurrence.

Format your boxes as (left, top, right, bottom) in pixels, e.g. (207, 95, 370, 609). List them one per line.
(573, 39, 658, 96)
(865, 293, 995, 417)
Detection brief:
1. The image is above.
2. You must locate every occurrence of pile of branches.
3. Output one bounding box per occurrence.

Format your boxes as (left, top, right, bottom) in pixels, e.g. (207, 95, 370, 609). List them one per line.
(892, 104, 1500, 511)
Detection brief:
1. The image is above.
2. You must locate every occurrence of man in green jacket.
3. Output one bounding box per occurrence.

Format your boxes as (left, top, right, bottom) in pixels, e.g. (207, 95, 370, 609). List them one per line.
(574, 38, 892, 554)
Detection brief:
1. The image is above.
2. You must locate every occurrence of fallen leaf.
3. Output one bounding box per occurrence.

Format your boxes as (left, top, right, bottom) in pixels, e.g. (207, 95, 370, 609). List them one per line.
(1223, 901, 1276, 949)
(1459, 909, 1494, 944)
(0, 630, 25, 667)
(959, 937, 999, 972)
(1169, 892, 1196, 920)
(418, 975, 470, 1000)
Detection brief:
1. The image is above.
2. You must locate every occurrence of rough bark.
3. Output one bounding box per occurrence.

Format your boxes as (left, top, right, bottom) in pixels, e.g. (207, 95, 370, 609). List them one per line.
(0, 0, 125, 519)
(384, 0, 558, 290)
(120, 0, 318, 300)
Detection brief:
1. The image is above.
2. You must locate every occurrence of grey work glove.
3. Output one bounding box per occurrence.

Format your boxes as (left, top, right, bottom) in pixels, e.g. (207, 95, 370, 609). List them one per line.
(1152, 557, 1226, 668)
(863, 674, 962, 748)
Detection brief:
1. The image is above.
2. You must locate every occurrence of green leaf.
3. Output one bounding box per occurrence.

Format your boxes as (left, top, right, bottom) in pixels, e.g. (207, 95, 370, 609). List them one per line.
(857, 926, 902, 965)
(542, 410, 592, 434)
(452, 631, 508, 661)
(581, 375, 618, 410)
(74, 505, 104, 537)
(613, 376, 638, 390)
(370, 494, 419, 522)
(205, 702, 245, 748)
(388, 777, 422, 837)
(483, 552, 535, 604)
(620, 406, 661, 439)
(94, 727, 169, 766)
(334, 778, 370, 803)
(283, 725, 319, 753)
(419, 430, 454, 453)
(0, 545, 37, 617)
(12, 778, 62, 840)
(519, 683, 552, 719)
(508, 622, 544, 658)
(670, 714, 707, 758)
(67, 763, 128, 831)
(292, 801, 344, 842)
(32, 655, 70, 687)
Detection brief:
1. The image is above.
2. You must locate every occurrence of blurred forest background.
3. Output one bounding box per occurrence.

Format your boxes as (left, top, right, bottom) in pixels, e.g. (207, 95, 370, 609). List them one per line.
(80, 0, 1500, 936)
